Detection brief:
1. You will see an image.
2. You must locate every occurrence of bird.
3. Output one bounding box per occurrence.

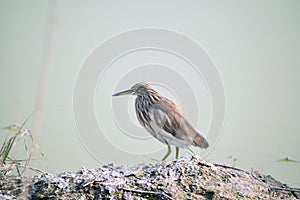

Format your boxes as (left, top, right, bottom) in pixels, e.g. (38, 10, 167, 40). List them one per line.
(112, 82, 209, 160)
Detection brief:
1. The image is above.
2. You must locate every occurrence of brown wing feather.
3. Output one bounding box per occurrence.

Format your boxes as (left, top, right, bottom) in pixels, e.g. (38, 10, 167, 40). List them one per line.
(153, 97, 209, 148)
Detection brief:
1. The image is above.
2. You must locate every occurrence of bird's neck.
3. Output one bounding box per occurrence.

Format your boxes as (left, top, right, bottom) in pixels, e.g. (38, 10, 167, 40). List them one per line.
(138, 92, 161, 105)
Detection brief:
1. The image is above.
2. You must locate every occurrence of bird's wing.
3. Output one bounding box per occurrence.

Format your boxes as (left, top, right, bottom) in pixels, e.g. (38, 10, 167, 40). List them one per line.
(145, 98, 192, 147)
(150, 98, 209, 149)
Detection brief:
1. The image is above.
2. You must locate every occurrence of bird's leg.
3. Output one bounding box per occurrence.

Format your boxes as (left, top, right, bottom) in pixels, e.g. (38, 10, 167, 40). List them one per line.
(187, 147, 195, 155)
(175, 147, 180, 159)
(162, 145, 171, 161)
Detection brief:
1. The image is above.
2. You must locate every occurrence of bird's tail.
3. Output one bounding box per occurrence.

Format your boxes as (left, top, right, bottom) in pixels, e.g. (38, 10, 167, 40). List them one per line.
(193, 133, 209, 149)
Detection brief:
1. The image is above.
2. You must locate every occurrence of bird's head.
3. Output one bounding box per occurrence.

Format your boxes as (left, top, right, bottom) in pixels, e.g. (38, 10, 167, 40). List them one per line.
(112, 82, 160, 98)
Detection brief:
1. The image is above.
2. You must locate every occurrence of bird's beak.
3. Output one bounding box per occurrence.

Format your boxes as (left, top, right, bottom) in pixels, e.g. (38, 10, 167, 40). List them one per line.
(112, 89, 133, 96)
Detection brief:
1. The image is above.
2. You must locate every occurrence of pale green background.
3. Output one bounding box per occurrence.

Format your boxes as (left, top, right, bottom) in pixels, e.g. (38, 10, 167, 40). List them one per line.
(0, 1, 299, 187)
